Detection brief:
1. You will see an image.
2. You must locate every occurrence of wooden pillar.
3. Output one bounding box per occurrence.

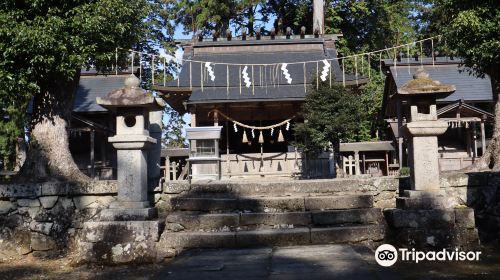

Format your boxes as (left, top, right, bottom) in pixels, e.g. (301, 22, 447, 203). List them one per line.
(213, 111, 219, 126)
(90, 129, 95, 179)
(466, 126, 472, 157)
(396, 101, 403, 167)
(385, 151, 389, 176)
(472, 122, 478, 158)
(481, 117, 486, 156)
(354, 150, 360, 175)
(225, 119, 230, 175)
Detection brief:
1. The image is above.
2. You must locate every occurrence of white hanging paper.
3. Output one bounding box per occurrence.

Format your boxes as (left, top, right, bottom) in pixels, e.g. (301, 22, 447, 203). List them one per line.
(242, 66, 251, 88)
(320, 59, 330, 82)
(205, 62, 215, 81)
(233, 123, 238, 133)
(281, 63, 292, 84)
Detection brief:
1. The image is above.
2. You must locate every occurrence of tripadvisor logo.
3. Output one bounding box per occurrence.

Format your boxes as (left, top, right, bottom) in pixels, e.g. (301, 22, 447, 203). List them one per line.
(374, 244, 481, 267)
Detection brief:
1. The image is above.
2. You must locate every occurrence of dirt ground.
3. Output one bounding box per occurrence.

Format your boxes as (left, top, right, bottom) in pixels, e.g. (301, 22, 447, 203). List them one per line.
(0, 244, 499, 280)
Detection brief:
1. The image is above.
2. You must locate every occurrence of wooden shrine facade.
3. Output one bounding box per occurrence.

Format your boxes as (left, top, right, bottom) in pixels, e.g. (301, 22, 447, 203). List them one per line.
(155, 34, 362, 179)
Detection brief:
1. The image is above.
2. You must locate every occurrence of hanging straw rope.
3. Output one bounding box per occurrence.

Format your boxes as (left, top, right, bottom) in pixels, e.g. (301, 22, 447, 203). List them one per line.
(209, 109, 294, 130)
(117, 36, 440, 67)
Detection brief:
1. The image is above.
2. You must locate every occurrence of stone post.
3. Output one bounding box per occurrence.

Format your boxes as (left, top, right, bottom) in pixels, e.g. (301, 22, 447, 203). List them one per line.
(148, 99, 165, 186)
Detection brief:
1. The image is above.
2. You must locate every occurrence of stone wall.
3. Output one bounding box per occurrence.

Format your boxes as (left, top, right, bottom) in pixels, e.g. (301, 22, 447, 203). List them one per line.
(441, 172, 500, 241)
(0, 181, 120, 259)
(1, 172, 499, 262)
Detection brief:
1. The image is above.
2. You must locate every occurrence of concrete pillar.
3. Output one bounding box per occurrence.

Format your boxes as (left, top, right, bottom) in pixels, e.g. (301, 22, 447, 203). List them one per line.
(313, 0, 324, 34)
(481, 119, 486, 156)
(354, 151, 360, 175)
(148, 101, 164, 184)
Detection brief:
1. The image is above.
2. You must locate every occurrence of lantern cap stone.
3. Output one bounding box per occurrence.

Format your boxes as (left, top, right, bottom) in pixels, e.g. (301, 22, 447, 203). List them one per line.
(397, 68, 456, 97)
(96, 74, 164, 110)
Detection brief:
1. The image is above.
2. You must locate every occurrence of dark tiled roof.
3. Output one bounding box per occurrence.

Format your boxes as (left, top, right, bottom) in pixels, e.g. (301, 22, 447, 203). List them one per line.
(73, 75, 128, 112)
(383, 59, 492, 102)
(161, 38, 361, 104)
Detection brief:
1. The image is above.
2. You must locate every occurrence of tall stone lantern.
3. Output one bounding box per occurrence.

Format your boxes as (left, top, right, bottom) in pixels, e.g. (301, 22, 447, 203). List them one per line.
(386, 69, 479, 250)
(399, 68, 455, 195)
(96, 74, 163, 220)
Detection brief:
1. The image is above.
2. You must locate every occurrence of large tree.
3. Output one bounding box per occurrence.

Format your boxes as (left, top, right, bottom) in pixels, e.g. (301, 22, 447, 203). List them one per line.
(430, 0, 499, 170)
(0, 0, 158, 181)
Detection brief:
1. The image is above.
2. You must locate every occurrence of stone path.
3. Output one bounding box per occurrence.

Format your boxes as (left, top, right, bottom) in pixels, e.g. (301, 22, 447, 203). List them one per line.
(1, 244, 499, 279)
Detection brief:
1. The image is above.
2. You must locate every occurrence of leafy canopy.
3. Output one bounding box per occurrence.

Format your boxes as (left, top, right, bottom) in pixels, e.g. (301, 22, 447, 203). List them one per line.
(294, 80, 367, 155)
(0, 0, 157, 168)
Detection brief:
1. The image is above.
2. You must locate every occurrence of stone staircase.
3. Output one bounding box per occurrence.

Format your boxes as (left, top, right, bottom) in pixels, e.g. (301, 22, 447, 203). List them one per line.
(160, 184, 386, 250)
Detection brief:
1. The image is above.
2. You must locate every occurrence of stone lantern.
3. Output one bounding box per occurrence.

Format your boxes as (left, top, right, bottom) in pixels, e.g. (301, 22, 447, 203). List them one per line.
(385, 69, 479, 250)
(96, 74, 164, 220)
(399, 68, 455, 195)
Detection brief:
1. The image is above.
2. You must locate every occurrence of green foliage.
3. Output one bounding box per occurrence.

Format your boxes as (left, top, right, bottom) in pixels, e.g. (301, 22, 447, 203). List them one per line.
(294, 80, 368, 156)
(325, 0, 418, 55)
(162, 106, 187, 148)
(433, 0, 500, 79)
(0, 0, 160, 170)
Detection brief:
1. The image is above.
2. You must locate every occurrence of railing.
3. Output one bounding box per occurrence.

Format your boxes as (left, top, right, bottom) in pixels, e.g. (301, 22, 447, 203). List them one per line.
(221, 151, 333, 179)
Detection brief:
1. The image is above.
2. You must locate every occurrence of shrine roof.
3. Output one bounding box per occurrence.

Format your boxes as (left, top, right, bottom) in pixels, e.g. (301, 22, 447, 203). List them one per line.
(155, 36, 365, 111)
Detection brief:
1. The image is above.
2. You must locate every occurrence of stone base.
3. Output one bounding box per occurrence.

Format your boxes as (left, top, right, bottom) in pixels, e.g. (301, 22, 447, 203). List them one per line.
(109, 201, 150, 209)
(76, 220, 164, 264)
(100, 207, 157, 221)
(384, 207, 480, 250)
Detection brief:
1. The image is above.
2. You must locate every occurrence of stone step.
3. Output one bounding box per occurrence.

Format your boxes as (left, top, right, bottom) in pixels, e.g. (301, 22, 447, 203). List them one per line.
(396, 196, 448, 210)
(159, 224, 384, 249)
(165, 177, 400, 196)
(171, 195, 373, 212)
(311, 208, 383, 226)
(81, 220, 163, 243)
(166, 208, 382, 231)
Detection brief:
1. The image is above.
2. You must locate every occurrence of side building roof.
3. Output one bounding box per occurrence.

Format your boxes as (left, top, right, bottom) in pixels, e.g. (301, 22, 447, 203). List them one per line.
(73, 75, 128, 113)
(381, 58, 493, 118)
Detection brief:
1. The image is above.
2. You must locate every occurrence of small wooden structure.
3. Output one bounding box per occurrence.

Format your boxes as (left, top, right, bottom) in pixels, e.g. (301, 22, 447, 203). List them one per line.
(186, 126, 223, 181)
(339, 141, 396, 177)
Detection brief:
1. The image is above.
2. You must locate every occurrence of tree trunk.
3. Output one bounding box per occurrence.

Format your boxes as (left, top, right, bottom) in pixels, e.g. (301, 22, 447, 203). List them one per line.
(20, 72, 89, 182)
(464, 65, 500, 172)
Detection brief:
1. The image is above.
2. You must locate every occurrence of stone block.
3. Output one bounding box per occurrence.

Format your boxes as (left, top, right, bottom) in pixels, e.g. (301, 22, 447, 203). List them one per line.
(17, 198, 40, 207)
(164, 182, 190, 194)
(39, 196, 59, 209)
(310, 225, 384, 244)
(167, 212, 239, 231)
(0, 200, 15, 214)
(30, 232, 56, 251)
(29, 221, 53, 235)
(0, 183, 40, 199)
(396, 197, 447, 209)
(77, 240, 158, 264)
(13, 228, 32, 255)
(40, 181, 67, 196)
(171, 197, 238, 211)
(73, 196, 100, 210)
(236, 228, 310, 247)
(240, 212, 311, 226)
(455, 208, 475, 229)
(100, 207, 157, 221)
(385, 209, 455, 229)
(68, 180, 117, 195)
(238, 197, 305, 212)
(312, 208, 382, 225)
(160, 231, 236, 248)
(81, 220, 163, 243)
(305, 195, 373, 210)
